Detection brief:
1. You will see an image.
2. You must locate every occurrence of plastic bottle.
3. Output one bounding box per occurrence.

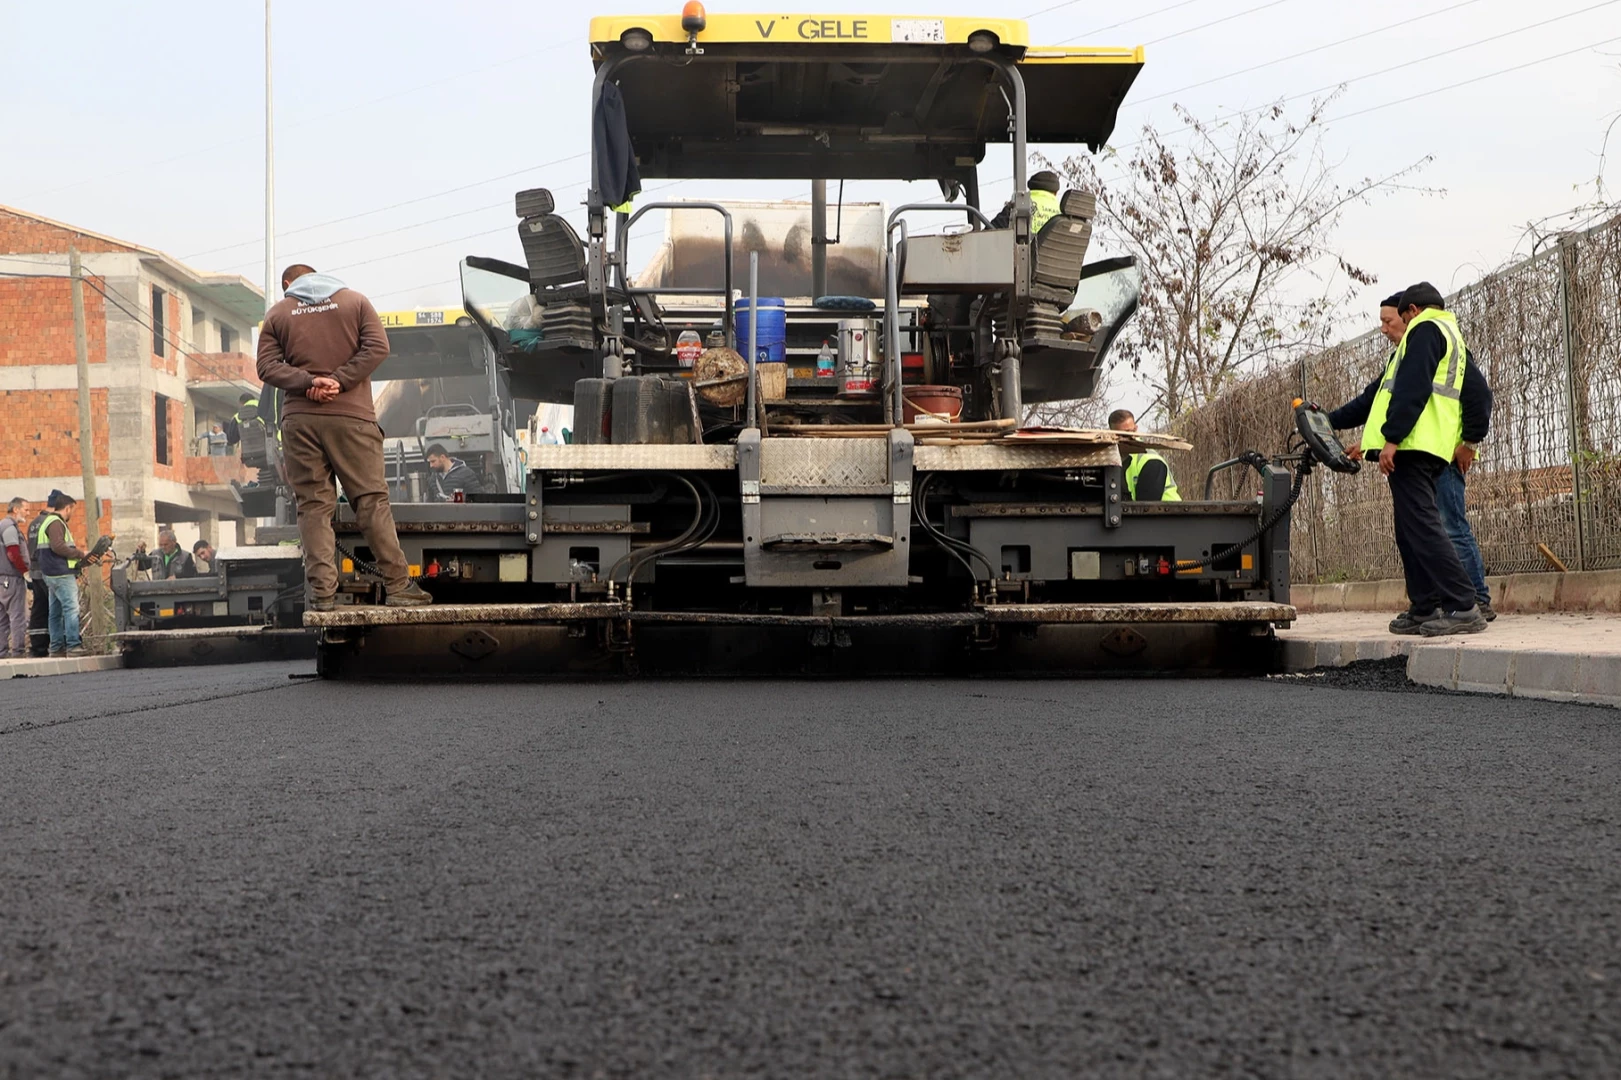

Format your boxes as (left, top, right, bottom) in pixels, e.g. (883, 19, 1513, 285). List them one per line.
(816, 339, 837, 378)
(538, 425, 558, 445)
(675, 329, 703, 370)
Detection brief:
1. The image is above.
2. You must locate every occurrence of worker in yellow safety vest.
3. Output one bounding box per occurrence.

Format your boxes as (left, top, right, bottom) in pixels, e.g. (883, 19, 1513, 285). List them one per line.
(35, 490, 102, 657)
(1326, 282, 1486, 637)
(1109, 409, 1181, 501)
(992, 171, 1063, 234)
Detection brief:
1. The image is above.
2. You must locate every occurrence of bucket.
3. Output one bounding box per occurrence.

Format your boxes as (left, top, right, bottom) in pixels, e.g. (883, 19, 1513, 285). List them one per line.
(902, 385, 963, 424)
(733, 297, 787, 365)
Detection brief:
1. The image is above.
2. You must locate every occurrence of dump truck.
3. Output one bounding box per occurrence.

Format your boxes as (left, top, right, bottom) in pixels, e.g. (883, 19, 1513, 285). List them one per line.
(307, 7, 1351, 678)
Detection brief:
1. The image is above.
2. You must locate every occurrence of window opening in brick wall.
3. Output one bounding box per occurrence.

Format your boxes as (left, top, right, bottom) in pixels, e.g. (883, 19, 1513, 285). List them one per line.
(155, 393, 171, 465)
(219, 324, 236, 353)
(151, 286, 166, 357)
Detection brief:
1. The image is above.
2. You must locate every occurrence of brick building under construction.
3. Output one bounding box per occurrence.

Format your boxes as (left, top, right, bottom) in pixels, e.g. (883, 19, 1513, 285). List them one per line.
(0, 205, 266, 552)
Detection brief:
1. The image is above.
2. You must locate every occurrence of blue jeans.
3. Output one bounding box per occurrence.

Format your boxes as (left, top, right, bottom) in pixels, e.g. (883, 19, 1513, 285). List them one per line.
(1435, 463, 1490, 606)
(45, 574, 81, 651)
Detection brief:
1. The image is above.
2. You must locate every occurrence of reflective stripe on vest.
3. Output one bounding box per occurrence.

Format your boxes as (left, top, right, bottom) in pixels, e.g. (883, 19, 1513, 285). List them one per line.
(1030, 189, 1060, 234)
(1125, 450, 1182, 501)
(1361, 308, 1467, 459)
(36, 513, 78, 571)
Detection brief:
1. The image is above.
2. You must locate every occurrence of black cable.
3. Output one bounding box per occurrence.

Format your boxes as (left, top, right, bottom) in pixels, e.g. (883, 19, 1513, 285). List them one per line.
(915, 473, 998, 581)
(1173, 456, 1310, 572)
(604, 473, 703, 587)
(78, 277, 262, 397)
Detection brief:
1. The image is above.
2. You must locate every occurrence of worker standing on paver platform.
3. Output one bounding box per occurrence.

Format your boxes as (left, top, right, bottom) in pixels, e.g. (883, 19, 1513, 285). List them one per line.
(1109, 409, 1181, 502)
(256, 263, 432, 613)
(1327, 283, 1486, 637)
(0, 497, 30, 658)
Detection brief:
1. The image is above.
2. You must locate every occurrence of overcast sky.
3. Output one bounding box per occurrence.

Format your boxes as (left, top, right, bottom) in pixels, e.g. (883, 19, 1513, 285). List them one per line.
(3, 0, 1617, 414)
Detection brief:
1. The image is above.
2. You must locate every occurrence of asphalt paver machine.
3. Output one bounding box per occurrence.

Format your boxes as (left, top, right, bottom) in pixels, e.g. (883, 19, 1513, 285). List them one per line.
(309, 8, 1316, 678)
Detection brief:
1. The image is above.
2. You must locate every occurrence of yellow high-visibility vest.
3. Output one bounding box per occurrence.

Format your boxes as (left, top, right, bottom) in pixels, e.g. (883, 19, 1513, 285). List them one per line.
(1125, 450, 1182, 501)
(1362, 308, 1466, 459)
(1031, 189, 1060, 234)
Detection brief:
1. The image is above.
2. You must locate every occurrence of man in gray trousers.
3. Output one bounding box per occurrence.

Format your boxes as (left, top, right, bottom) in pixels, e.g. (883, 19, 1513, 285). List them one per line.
(0, 496, 31, 658)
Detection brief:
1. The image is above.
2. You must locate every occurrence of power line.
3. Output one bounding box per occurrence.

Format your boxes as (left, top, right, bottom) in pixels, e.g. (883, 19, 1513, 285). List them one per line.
(81, 277, 263, 397)
(1061, 0, 1216, 39)
(18, 39, 579, 204)
(976, 2, 1621, 194)
(1325, 30, 1621, 125)
(0, 266, 261, 396)
(181, 151, 590, 260)
(1141, 0, 1299, 47)
(1126, 0, 1490, 107)
(1130, 0, 1621, 144)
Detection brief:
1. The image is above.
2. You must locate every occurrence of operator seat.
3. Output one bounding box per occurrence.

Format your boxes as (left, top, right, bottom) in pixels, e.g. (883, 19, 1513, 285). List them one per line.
(513, 187, 669, 356)
(1025, 189, 1095, 339)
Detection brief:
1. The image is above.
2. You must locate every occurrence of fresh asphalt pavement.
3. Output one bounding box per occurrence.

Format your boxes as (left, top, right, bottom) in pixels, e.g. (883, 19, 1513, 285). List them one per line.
(2, 664, 1618, 1078)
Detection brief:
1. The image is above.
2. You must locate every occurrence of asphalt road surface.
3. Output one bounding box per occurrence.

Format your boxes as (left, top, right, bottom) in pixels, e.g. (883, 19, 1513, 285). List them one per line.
(3, 664, 1618, 1078)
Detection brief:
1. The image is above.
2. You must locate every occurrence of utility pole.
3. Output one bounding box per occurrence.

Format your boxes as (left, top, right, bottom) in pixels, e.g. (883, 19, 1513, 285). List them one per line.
(264, 0, 276, 310)
(69, 247, 109, 649)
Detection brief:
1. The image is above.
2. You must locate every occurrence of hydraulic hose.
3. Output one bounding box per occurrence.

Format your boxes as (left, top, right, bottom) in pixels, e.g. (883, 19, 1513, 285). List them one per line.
(1173, 456, 1310, 573)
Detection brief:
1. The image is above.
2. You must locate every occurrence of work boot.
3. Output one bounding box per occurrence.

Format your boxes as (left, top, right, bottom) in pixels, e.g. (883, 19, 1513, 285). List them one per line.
(384, 581, 434, 608)
(48, 648, 65, 658)
(66, 645, 93, 658)
(1480, 600, 1498, 622)
(309, 596, 336, 613)
(1420, 606, 1489, 637)
(1389, 608, 1440, 635)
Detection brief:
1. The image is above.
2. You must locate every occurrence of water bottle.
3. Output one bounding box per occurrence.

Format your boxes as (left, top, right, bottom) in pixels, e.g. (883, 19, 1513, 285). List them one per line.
(816, 339, 837, 378)
(675, 330, 703, 370)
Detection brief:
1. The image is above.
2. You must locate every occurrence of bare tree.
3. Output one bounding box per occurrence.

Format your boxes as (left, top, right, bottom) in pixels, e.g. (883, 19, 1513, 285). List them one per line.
(1058, 94, 1427, 421)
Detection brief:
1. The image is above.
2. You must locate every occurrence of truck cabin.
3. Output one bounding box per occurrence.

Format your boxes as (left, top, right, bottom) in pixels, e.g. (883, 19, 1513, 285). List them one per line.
(457, 9, 1145, 432)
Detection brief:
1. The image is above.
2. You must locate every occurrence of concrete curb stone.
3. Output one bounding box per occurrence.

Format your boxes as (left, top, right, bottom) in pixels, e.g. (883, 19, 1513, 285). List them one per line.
(1278, 613, 1621, 708)
(0, 654, 122, 678)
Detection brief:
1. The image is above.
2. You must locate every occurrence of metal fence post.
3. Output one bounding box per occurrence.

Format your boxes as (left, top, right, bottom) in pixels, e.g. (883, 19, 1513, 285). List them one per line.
(1557, 235, 1587, 572)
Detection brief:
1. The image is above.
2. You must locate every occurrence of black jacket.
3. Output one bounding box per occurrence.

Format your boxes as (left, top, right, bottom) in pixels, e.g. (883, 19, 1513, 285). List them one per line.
(431, 459, 484, 501)
(593, 81, 641, 209)
(1329, 330, 1492, 446)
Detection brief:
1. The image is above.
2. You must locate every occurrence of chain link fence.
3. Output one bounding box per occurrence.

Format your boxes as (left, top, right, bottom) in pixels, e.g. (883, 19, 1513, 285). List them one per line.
(1174, 212, 1621, 583)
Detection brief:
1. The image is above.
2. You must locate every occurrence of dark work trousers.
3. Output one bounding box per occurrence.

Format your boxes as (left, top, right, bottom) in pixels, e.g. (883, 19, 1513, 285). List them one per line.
(28, 577, 50, 656)
(1388, 450, 1477, 615)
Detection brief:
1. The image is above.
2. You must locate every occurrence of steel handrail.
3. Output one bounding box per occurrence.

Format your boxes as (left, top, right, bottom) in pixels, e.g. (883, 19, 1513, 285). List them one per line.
(883, 204, 996, 423)
(616, 201, 736, 350)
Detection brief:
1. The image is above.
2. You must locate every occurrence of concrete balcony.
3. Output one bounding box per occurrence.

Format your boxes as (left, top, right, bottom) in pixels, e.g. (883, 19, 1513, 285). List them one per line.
(186, 352, 260, 411)
(186, 453, 252, 490)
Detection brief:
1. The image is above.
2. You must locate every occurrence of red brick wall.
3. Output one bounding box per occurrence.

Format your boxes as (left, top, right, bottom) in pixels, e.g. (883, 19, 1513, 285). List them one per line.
(185, 454, 250, 487)
(0, 276, 108, 367)
(0, 388, 110, 477)
(188, 351, 257, 384)
(0, 210, 134, 255)
(153, 394, 185, 483)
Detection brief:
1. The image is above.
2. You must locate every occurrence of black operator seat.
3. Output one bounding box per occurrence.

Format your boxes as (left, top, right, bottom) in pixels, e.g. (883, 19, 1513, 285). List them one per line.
(1028, 189, 1096, 310)
(512, 187, 668, 355)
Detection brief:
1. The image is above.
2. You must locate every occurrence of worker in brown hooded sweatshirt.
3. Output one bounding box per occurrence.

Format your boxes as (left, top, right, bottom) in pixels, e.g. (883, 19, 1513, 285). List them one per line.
(256, 264, 432, 611)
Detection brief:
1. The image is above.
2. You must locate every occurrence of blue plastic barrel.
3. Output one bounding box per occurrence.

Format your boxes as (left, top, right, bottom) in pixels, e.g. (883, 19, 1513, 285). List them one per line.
(733, 297, 787, 365)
